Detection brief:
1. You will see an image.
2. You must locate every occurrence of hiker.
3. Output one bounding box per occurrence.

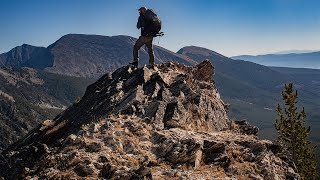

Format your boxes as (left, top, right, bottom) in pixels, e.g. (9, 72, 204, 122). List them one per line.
(131, 7, 162, 68)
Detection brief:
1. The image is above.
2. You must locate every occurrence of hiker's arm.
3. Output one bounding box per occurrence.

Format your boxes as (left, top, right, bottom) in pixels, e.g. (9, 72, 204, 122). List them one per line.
(137, 15, 143, 29)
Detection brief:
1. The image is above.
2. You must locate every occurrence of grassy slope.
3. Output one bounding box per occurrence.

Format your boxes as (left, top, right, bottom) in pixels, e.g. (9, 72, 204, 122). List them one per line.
(39, 71, 95, 105)
(0, 68, 94, 150)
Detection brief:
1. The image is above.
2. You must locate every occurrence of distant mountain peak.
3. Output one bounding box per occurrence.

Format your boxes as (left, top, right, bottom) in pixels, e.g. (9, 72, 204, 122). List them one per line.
(178, 46, 227, 58)
(0, 43, 51, 69)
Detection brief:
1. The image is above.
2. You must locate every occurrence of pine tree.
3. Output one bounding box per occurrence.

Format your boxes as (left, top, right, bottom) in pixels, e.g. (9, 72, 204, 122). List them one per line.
(275, 83, 318, 179)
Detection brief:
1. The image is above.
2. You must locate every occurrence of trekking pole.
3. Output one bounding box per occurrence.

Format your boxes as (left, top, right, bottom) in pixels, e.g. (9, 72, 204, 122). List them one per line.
(0, 154, 11, 169)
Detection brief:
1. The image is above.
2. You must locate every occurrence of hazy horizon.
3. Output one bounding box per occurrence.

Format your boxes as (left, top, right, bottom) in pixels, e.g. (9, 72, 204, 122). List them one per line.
(1, 0, 320, 56)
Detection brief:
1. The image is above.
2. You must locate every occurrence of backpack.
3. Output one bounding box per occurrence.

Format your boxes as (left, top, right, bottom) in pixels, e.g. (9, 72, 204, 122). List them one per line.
(144, 9, 162, 37)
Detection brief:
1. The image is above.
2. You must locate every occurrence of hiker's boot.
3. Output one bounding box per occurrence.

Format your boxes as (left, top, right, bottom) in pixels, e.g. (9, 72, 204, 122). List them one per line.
(129, 61, 138, 68)
(147, 63, 156, 70)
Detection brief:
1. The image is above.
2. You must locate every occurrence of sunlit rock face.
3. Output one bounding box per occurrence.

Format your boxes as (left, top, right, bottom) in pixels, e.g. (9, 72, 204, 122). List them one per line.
(0, 61, 299, 179)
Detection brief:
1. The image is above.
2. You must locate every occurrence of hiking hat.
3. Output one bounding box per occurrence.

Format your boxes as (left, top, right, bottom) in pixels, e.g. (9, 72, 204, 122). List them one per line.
(138, 7, 147, 11)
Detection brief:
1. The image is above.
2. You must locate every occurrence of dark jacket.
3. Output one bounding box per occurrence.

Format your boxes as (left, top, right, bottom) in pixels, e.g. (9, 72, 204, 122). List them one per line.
(136, 9, 158, 36)
(137, 14, 147, 36)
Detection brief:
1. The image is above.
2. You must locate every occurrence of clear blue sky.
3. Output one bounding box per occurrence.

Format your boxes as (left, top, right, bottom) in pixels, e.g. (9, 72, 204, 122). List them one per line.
(0, 0, 319, 56)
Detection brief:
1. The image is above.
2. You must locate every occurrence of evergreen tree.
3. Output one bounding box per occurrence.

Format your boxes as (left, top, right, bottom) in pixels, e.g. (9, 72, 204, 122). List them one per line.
(275, 83, 318, 179)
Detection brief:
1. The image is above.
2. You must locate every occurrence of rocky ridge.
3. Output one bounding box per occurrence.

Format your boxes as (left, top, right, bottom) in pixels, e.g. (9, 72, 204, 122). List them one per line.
(0, 61, 298, 179)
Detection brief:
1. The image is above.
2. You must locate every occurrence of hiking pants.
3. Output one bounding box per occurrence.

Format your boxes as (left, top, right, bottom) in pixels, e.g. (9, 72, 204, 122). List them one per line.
(133, 36, 155, 65)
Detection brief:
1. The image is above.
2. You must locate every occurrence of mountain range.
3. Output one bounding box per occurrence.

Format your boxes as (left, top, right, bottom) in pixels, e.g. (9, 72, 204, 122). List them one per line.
(273, 50, 318, 54)
(232, 51, 320, 69)
(0, 34, 319, 164)
(0, 34, 196, 78)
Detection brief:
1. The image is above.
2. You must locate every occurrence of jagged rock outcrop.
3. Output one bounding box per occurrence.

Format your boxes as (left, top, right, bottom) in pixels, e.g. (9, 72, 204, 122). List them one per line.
(0, 61, 299, 179)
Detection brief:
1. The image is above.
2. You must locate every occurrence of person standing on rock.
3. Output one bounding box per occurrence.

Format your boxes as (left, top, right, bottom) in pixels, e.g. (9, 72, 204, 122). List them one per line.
(130, 7, 162, 68)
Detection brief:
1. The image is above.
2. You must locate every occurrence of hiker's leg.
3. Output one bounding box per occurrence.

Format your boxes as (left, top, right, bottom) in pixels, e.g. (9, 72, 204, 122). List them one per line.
(145, 37, 154, 65)
(133, 36, 146, 63)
